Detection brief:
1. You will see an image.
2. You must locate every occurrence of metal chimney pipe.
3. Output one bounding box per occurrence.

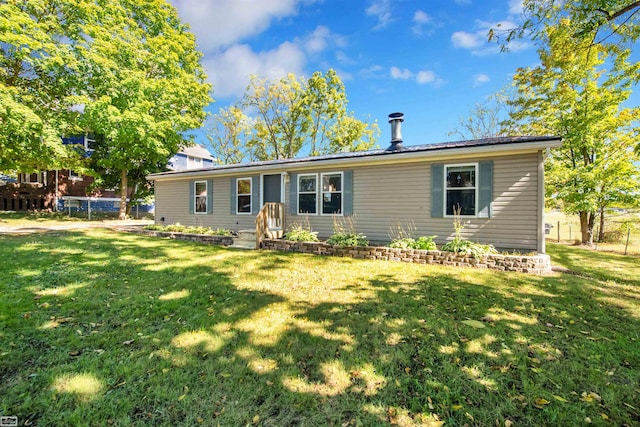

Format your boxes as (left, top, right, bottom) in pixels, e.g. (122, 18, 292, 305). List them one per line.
(387, 112, 404, 151)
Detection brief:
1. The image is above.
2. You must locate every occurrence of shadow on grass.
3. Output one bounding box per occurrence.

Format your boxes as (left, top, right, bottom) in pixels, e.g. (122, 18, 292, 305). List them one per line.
(1, 231, 639, 426)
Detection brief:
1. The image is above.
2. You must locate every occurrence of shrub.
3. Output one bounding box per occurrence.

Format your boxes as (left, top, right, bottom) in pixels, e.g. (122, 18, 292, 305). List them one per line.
(441, 239, 497, 257)
(144, 224, 232, 236)
(441, 207, 496, 257)
(328, 216, 369, 247)
(389, 235, 437, 250)
(327, 232, 369, 247)
(284, 223, 319, 242)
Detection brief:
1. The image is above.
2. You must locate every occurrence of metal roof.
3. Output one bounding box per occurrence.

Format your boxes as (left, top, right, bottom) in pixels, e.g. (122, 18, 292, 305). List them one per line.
(149, 135, 561, 180)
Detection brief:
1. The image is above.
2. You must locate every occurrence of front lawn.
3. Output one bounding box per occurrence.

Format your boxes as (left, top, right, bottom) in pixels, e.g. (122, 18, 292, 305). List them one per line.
(1, 230, 638, 426)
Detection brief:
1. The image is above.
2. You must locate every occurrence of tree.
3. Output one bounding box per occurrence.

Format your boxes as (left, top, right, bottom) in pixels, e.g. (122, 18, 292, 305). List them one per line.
(206, 106, 255, 165)
(0, 1, 84, 172)
(237, 70, 379, 161)
(491, 0, 640, 50)
(504, 19, 640, 245)
(1, 0, 212, 219)
(448, 93, 518, 140)
(71, 0, 212, 219)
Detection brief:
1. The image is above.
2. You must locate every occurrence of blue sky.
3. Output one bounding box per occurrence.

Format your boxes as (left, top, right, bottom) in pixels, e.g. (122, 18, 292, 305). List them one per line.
(168, 0, 632, 150)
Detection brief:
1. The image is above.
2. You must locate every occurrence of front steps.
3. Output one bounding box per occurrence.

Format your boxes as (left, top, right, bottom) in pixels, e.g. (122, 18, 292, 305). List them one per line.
(231, 229, 257, 249)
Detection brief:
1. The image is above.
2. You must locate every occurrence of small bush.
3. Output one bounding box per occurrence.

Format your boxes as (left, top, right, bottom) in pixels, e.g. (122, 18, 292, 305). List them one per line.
(441, 238, 497, 258)
(284, 223, 319, 242)
(144, 223, 232, 236)
(389, 235, 437, 250)
(327, 232, 369, 247)
(328, 216, 368, 247)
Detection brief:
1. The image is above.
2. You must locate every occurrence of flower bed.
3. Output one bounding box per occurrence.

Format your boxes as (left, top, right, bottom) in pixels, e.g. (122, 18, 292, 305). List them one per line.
(261, 239, 552, 274)
(126, 228, 234, 246)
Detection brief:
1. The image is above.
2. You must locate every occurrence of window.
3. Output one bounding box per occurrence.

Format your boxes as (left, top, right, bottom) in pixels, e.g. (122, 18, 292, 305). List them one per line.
(321, 172, 342, 215)
(194, 181, 207, 214)
(445, 164, 477, 216)
(69, 170, 82, 180)
(20, 173, 41, 184)
(85, 135, 96, 151)
(188, 156, 203, 169)
(297, 174, 317, 214)
(236, 178, 251, 214)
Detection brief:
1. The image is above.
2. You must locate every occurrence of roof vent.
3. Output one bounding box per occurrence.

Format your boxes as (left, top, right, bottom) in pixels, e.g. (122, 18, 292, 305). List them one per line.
(386, 112, 404, 151)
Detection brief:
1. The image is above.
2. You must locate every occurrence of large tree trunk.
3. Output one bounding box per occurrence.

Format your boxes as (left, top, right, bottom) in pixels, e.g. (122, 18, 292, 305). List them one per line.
(579, 211, 595, 246)
(119, 169, 128, 220)
(598, 205, 605, 242)
(125, 181, 138, 217)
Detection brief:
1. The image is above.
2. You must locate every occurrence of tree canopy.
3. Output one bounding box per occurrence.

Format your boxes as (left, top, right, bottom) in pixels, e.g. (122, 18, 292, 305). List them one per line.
(491, 0, 640, 51)
(504, 19, 640, 245)
(1, 0, 212, 218)
(207, 70, 379, 163)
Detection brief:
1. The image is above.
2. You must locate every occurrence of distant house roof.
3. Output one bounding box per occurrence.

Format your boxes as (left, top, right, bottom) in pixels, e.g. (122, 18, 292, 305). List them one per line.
(0, 173, 17, 184)
(149, 135, 561, 180)
(178, 144, 215, 161)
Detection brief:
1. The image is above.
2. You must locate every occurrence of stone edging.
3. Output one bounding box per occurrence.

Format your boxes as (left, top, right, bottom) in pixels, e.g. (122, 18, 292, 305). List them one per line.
(123, 228, 234, 246)
(261, 239, 552, 274)
(120, 229, 551, 274)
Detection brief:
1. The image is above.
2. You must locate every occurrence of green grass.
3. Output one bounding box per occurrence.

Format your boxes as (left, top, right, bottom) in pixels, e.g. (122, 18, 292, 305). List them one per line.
(1, 231, 639, 426)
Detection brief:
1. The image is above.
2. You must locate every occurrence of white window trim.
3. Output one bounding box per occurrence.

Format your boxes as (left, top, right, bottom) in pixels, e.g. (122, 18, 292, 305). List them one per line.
(68, 169, 82, 181)
(194, 180, 208, 215)
(297, 173, 318, 216)
(444, 162, 478, 218)
(188, 155, 203, 169)
(21, 172, 42, 184)
(320, 171, 344, 216)
(236, 177, 252, 215)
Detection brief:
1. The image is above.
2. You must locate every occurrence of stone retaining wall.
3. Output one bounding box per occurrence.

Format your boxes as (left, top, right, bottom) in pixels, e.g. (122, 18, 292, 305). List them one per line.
(261, 239, 552, 274)
(126, 228, 234, 246)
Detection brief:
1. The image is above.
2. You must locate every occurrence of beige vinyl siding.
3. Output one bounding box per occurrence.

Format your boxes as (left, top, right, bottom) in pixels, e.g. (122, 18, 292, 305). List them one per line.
(284, 153, 540, 250)
(154, 152, 541, 251)
(154, 176, 258, 231)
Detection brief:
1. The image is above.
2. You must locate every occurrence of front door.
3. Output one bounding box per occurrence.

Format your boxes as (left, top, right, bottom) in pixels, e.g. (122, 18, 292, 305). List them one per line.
(262, 174, 282, 204)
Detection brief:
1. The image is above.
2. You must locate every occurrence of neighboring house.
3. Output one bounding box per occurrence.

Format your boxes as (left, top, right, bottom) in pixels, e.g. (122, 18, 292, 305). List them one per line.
(0, 138, 215, 215)
(168, 144, 216, 171)
(148, 114, 562, 253)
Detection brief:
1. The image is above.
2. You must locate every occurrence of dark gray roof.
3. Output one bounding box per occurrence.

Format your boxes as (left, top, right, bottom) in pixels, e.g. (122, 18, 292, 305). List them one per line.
(150, 135, 560, 178)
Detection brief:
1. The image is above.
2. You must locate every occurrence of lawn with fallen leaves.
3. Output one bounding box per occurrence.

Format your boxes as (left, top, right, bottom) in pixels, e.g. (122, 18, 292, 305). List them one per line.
(1, 229, 638, 426)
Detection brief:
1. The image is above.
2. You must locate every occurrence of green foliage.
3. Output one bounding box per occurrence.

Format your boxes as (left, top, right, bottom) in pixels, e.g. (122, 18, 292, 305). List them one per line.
(2, 231, 640, 426)
(144, 223, 232, 236)
(490, 1, 640, 55)
(206, 106, 254, 165)
(504, 19, 640, 245)
(230, 69, 379, 161)
(328, 216, 369, 247)
(389, 236, 437, 250)
(326, 232, 369, 247)
(284, 223, 319, 242)
(1, 0, 212, 218)
(441, 239, 498, 258)
(441, 208, 497, 257)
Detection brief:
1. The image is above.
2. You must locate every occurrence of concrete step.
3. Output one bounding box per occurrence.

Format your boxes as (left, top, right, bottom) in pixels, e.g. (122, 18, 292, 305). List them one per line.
(231, 230, 257, 249)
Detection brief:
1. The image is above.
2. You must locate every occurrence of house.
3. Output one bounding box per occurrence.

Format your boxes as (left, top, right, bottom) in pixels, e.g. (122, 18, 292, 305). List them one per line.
(147, 113, 562, 253)
(0, 138, 215, 215)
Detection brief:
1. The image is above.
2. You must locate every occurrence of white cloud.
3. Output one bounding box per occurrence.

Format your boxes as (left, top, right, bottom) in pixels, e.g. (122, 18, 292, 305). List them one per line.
(390, 66, 413, 80)
(472, 73, 490, 87)
(389, 67, 443, 86)
(452, 19, 529, 55)
(204, 42, 306, 98)
(366, 0, 394, 30)
(169, 0, 303, 52)
(416, 70, 436, 84)
(413, 10, 431, 24)
(508, 0, 524, 15)
(302, 25, 347, 54)
(411, 10, 434, 36)
(451, 31, 483, 48)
